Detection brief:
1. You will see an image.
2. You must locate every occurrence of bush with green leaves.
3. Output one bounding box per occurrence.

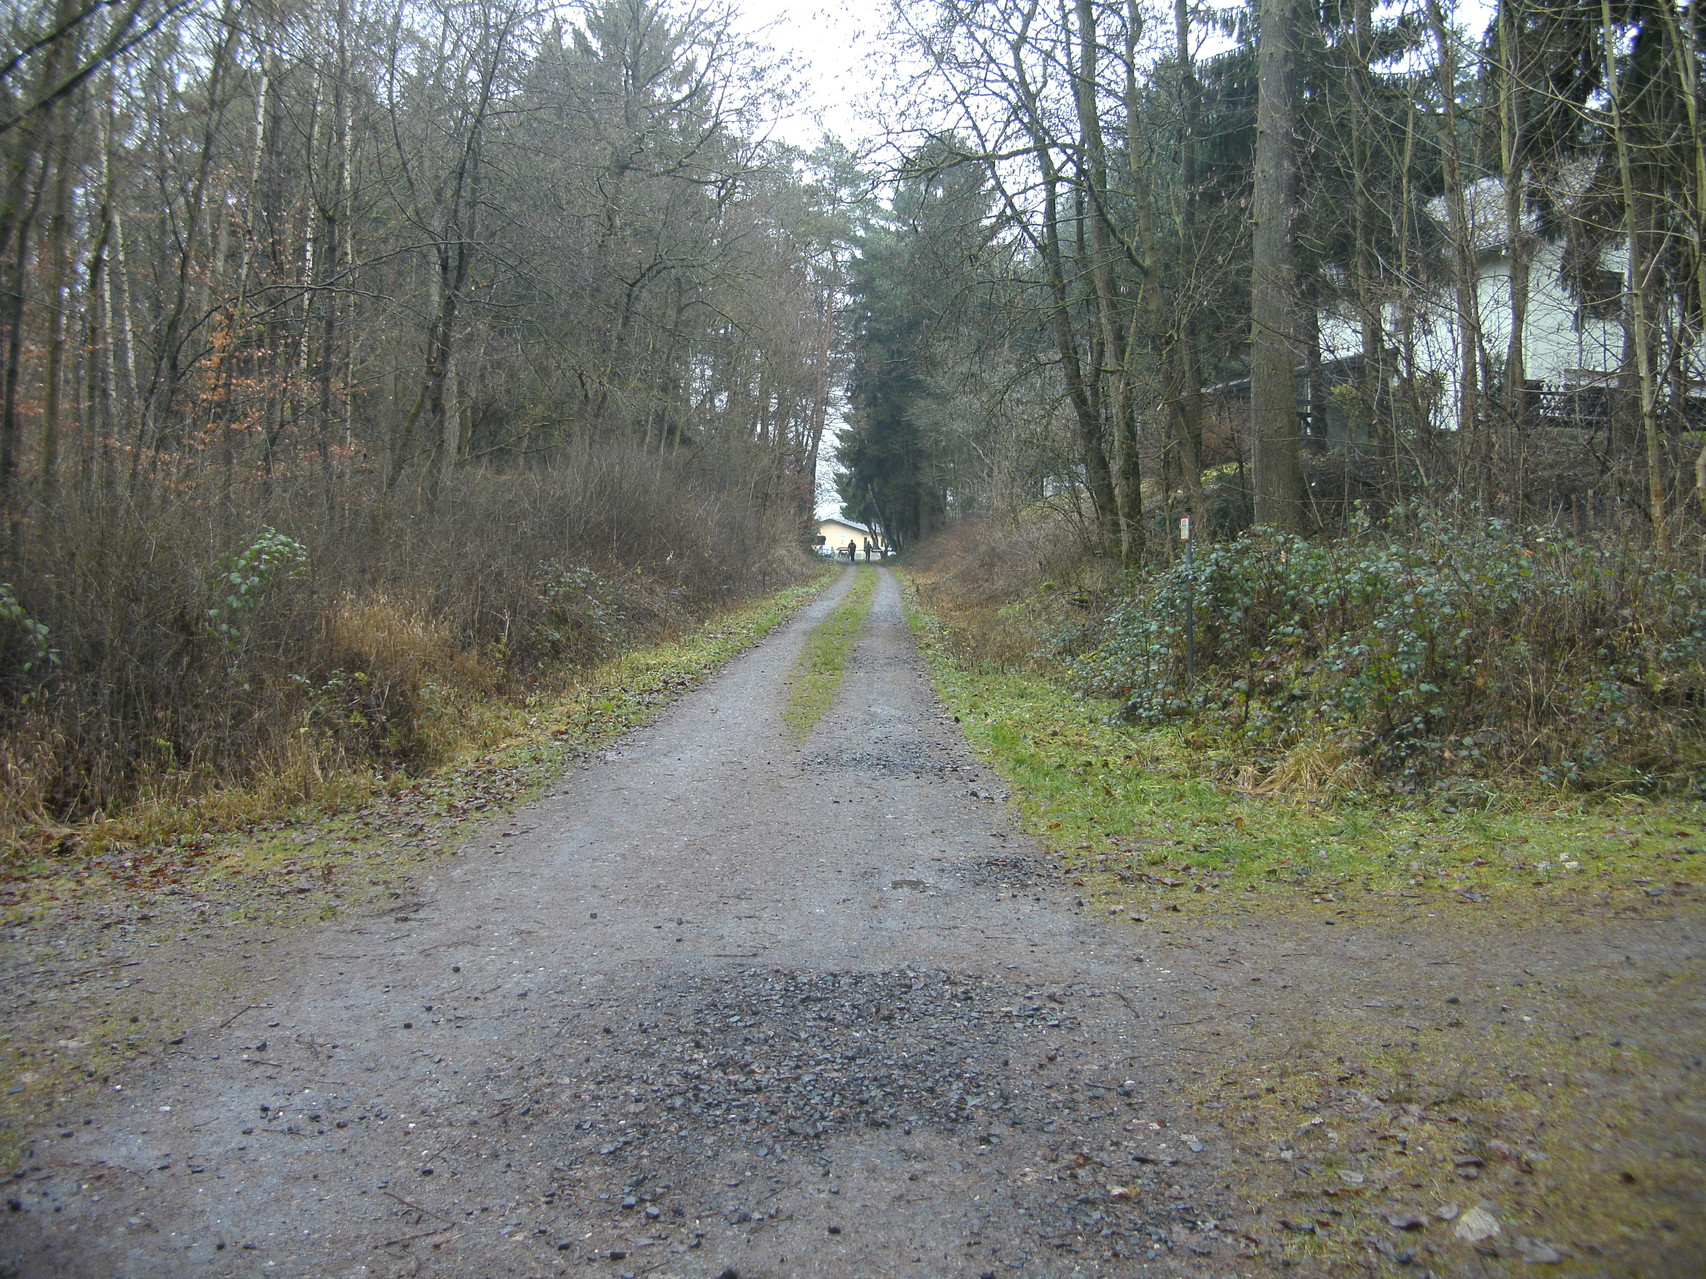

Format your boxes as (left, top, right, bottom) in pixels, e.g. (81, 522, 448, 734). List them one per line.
(535, 562, 629, 661)
(0, 583, 57, 688)
(1075, 511, 1706, 791)
(206, 528, 310, 654)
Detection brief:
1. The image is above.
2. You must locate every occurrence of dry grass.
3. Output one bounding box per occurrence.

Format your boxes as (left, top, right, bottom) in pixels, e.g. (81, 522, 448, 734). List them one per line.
(907, 509, 1104, 672)
(323, 594, 492, 689)
(1232, 735, 1374, 802)
(0, 441, 814, 856)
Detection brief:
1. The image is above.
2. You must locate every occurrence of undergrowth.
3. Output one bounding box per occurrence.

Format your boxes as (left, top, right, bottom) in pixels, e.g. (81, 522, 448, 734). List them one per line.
(908, 599, 1703, 911)
(900, 518, 1705, 912)
(1076, 509, 1706, 796)
(0, 441, 810, 847)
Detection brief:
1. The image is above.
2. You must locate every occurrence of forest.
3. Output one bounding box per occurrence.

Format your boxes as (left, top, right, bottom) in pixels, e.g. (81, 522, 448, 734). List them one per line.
(840, 0, 1706, 555)
(1, 0, 1704, 841)
(0, 0, 846, 839)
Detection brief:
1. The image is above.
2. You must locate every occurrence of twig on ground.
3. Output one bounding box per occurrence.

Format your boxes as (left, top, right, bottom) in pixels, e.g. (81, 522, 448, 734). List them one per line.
(382, 1189, 453, 1223)
(216, 1003, 272, 1030)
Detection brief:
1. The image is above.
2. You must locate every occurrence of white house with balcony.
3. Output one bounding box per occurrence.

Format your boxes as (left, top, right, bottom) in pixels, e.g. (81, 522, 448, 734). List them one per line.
(1315, 168, 1669, 437)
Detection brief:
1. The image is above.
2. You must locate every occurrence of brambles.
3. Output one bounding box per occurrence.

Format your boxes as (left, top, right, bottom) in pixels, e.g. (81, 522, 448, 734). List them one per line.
(537, 564, 630, 664)
(0, 584, 55, 682)
(206, 529, 309, 655)
(1076, 511, 1705, 792)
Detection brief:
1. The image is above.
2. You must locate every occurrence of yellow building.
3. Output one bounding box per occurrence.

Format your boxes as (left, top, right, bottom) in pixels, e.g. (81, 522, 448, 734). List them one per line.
(815, 517, 888, 558)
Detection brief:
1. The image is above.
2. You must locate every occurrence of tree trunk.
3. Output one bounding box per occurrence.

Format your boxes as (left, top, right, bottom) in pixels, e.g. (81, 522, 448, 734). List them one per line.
(801, 263, 837, 522)
(1170, 0, 1207, 537)
(0, 150, 45, 506)
(1005, 17, 1119, 555)
(137, 3, 239, 467)
(1076, 0, 1141, 565)
(1349, 0, 1391, 482)
(1427, 0, 1484, 495)
(1656, 0, 1706, 515)
(1250, 0, 1303, 530)
(37, 98, 76, 499)
(0, 0, 80, 505)
(1599, 0, 1667, 550)
(1496, 0, 1531, 441)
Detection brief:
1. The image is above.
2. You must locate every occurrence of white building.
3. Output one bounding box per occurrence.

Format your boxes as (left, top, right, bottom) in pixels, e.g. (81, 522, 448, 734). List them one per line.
(815, 516, 887, 556)
(1317, 169, 1646, 436)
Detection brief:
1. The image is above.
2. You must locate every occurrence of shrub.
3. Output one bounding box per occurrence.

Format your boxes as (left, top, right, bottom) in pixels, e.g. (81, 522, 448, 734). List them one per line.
(533, 563, 634, 664)
(206, 528, 309, 655)
(1074, 509, 1705, 792)
(0, 440, 810, 841)
(0, 583, 55, 688)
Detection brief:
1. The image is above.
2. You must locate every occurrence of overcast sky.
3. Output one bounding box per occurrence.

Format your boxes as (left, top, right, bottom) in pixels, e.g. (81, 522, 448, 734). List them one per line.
(730, 0, 1498, 153)
(721, 3, 885, 513)
(729, 0, 894, 150)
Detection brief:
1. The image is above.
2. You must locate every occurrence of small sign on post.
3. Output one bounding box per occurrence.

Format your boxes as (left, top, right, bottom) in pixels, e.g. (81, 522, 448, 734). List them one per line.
(1179, 515, 1195, 693)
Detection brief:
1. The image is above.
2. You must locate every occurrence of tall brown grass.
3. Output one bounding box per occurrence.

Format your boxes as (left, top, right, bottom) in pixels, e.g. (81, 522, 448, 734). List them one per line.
(906, 512, 1107, 672)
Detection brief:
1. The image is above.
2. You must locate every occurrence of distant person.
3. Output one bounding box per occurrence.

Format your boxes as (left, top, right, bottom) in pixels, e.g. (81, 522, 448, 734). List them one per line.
(846, 539, 857, 562)
(862, 538, 872, 562)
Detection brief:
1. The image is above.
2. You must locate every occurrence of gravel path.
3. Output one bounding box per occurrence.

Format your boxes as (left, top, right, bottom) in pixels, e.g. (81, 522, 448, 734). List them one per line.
(2, 568, 1249, 1279)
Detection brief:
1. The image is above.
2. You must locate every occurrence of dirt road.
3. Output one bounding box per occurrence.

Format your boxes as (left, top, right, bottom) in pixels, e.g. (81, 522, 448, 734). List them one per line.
(2, 568, 1248, 1278)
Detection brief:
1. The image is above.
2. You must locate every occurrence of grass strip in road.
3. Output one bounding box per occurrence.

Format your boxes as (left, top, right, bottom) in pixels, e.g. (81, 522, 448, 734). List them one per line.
(781, 565, 876, 739)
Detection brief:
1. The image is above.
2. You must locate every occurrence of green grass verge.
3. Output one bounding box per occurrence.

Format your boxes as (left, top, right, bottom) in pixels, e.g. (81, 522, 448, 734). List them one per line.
(781, 565, 876, 739)
(901, 574, 1703, 911)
